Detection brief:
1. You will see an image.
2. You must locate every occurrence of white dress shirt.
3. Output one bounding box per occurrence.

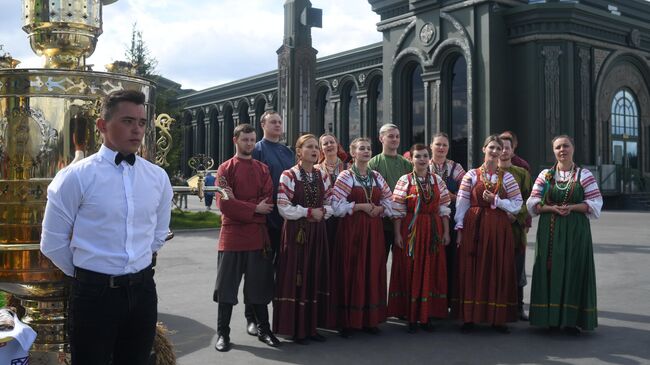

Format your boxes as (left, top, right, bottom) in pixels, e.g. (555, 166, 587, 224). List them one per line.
(40, 145, 173, 276)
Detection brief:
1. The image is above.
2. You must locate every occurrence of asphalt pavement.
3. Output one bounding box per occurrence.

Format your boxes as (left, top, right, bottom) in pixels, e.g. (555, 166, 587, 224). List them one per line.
(156, 196, 650, 364)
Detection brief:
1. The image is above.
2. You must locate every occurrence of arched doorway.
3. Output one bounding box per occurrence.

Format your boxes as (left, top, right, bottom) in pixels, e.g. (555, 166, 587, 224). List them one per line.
(597, 57, 650, 193)
(396, 61, 425, 151)
(223, 105, 234, 157)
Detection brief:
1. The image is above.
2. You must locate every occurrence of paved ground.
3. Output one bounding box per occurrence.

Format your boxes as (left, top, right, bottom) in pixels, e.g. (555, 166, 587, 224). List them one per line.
(156, 197, 650, 364)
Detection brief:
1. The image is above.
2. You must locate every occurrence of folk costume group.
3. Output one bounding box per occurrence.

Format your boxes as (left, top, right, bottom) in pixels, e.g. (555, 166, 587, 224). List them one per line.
(211, 114, 603, 352)
(38, 89, 602, 363)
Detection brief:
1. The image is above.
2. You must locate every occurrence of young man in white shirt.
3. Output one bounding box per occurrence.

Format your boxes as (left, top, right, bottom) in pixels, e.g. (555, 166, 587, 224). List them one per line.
(40, 90, 173, 365)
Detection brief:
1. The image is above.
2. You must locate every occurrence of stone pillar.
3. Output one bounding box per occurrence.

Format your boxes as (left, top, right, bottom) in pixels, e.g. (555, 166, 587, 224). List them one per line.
(422, 71, 441, 145)
(217, 114, 226, 164)
(357, 93, 368, 137)
(277, 0, 322, 145)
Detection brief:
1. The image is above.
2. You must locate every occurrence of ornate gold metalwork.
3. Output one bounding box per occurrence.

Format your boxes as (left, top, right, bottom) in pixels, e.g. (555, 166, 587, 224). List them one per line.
(0, 1, 159, 356)
(105, 61, 137, 75)
(154, 113, 175, 167)
(172, 154, 227, 208)
(0, 45, 21, 69)
(21, 0, 119, 69)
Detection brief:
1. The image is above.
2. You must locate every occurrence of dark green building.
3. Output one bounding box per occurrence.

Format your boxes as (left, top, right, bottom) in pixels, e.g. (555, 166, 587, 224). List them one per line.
(174, 0, 650, 204)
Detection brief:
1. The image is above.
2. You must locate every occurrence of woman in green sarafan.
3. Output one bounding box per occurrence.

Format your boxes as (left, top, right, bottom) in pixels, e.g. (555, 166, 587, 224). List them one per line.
(526, 135, 603, 335)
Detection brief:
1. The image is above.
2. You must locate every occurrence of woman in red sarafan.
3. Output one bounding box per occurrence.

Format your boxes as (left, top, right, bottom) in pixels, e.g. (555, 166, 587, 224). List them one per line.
(329, 137, 395, 338)
(452, 135, 523, 334)
(273, 134, 333, 344)
(388, 143, 451, 333)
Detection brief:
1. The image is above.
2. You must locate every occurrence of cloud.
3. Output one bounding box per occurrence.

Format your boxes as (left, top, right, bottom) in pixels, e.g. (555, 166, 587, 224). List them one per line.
(1, 1, 380, 90)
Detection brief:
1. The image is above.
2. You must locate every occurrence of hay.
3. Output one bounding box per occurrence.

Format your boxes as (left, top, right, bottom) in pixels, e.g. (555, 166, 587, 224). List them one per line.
(154, 322, 176, 365)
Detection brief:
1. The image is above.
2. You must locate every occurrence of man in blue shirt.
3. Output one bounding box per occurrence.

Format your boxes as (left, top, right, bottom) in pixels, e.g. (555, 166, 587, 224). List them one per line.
(248, 111, 294, 336)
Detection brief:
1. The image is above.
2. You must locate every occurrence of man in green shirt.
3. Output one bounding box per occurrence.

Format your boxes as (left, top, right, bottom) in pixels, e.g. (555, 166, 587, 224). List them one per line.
(498, 135, 532, 321)
(368, 123, 413, 260)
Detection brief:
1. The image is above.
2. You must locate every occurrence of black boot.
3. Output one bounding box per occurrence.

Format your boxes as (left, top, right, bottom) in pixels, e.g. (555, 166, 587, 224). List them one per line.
(518, 286, 529, 321)
(215, 304, 232, 352)
(244, 303, 258, 336)
(253, 304, 280, 347)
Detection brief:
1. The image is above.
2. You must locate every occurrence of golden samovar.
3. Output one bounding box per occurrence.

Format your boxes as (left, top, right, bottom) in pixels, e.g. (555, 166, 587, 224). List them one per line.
(0, 0, 156, 358)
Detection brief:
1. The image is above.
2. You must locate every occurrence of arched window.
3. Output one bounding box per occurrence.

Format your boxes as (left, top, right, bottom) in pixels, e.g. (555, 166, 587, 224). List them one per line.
(196, 111, 206, 155)
(610, 89, 639, 192)
(316, 86, 333, 134)
(611, 89, 639, 137)
(368, 76, 383, 154)
(209, 109, 219, 162)
(223, 106, 234, 156)
(254, 99, 266, 139)
(239, 103, 250, 124)
(449, 55, 468, 169)
(410, 65, 425, 145)
(324, 89, 334, 133)
(348, 88, 361, 142)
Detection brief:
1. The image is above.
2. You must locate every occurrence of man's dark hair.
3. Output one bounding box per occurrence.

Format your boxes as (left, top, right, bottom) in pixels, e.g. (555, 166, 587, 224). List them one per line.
(100, 90, 146, 121)
(233, 123, 256, 138)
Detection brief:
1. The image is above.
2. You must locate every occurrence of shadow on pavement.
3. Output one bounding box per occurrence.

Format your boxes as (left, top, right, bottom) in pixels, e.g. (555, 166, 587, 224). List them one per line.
(158, 312, 216, 357)
(592, 243, 650, 255)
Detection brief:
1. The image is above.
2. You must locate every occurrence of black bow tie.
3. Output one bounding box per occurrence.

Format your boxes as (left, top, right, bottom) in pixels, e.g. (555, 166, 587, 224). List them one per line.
(115, 153, 136, 166)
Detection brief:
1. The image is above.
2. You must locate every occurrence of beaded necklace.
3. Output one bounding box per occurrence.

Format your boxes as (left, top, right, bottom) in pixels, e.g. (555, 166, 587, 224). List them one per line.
(299, 165, 321, 208)
(542, 163, 579, 271)
(412, 171, 434, 203)
(405, 171, 440, 257)
(351, 164, 374, 203)
(479, 164, 502, 193)
(324, 158, 344, 183)
(554, 164, 576, 191)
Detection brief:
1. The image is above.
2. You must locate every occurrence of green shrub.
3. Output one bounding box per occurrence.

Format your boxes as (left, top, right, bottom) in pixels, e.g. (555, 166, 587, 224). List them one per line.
(170, 209, 221, 230)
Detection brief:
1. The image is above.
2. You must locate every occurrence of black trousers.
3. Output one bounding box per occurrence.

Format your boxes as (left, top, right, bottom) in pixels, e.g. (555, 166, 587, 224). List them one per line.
(68, 267, 157, 365)
(245, 226, 281, 323)
(214, 250, 274, 305)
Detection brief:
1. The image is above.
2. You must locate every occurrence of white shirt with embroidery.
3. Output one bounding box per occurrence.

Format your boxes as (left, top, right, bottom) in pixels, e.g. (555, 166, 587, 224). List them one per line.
(277, 165, 334, 220)
(392, 173, 452, 218)
(429, 159, 466, 185)
(454, 168, 523, 230)
(331, 169, 396, 217)
(526, 168, 603, 219)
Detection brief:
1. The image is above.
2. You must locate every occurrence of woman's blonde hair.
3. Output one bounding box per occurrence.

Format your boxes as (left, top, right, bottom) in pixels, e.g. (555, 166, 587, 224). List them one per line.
(295, 133, 318, 160)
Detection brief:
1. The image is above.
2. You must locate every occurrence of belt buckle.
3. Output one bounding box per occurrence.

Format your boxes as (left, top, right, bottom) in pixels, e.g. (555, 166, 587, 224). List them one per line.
(108, 275, 119, 289)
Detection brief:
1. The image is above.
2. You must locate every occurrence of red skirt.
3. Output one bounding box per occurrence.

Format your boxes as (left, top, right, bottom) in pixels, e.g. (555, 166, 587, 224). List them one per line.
(273, 218, 330, 338)
(388, 212, 448, 323)
(328, 211, 387, 329)
(451, 207, 518, 325)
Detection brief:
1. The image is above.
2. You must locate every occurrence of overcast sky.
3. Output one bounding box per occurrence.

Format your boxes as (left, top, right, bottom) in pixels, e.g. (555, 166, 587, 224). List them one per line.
(0, 0, 381, 90)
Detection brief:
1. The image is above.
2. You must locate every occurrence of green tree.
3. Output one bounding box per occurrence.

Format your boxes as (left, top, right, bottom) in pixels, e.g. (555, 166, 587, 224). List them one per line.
(126, 23, 158, 77)
(125, 23, 184, 178)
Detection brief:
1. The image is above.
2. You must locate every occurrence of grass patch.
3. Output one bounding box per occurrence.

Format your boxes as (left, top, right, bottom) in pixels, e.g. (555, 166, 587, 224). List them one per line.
(0, 291, 6, 308)
(170, 209, 221, 230)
